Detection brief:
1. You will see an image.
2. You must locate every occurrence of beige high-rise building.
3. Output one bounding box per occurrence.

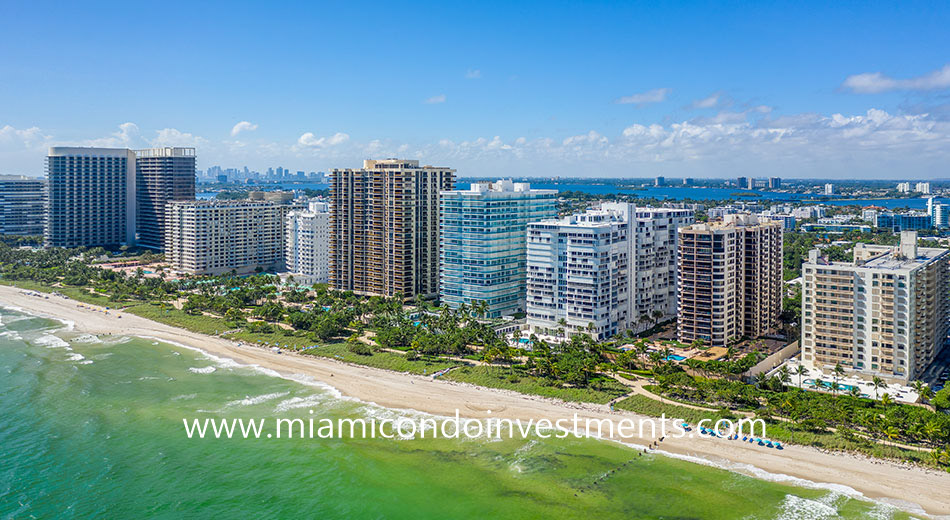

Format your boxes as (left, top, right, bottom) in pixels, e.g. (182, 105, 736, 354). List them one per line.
(801, 231, 950, 384)
(677, 214, 783, 348)
(164, 200, 287, 276)
(330, 159, 455, 298)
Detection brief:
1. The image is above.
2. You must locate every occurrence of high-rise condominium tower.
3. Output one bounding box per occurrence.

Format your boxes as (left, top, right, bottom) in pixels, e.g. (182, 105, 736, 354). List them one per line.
(135, 147, 196, 250)
(677, 214, 783, 348)
(525, 203, 695, 341)
(330, 159, 455, 298)
(801, 231, 950, 384)
(286, 200, 331, 284)
(45, 147, 137, 248)
(0, 175, 46, 236)
(607, 204, 695, 327)
(164, 200, 287, 275)
(526, 207, 631, 341)
(440, 180, 557, 318)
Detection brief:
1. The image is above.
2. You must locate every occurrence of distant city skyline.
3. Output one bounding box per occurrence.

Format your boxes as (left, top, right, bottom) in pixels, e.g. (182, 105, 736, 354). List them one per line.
(2, 1, 950, 178)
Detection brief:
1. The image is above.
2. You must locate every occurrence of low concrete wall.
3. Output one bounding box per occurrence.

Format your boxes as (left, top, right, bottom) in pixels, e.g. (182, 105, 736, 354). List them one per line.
(745, 341, 800, 378)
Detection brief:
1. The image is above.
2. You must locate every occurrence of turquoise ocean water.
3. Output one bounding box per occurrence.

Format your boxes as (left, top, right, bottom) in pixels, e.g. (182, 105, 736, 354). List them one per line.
(0, 306, 919, 519)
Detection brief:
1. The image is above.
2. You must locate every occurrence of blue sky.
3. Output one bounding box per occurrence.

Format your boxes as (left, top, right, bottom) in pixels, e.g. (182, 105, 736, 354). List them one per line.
(2, 0, 950, 178)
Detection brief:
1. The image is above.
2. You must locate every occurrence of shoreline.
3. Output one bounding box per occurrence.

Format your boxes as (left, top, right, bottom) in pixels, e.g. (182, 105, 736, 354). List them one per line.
(1, 284, 948, 517)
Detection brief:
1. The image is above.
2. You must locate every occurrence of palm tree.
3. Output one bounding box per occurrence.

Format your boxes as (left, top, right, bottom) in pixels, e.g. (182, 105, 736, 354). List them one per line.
(871, 376, 885, 400)
(795, 364, 808, 389)
(557, 318, 568, 341)
(884, 425, 900, 447)
(832, 362, 845, 390)
(880, 393, 893, 410)
(912, 381, 934, 407)
(778, 365, 791, 390)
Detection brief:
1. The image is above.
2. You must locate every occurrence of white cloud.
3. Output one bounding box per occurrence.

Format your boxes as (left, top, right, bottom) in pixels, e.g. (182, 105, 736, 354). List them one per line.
(465, 69, 481, 79)
(230, 121, 258, 136)
(842, 64, 950, 94)
(297, 132, 350, 148)
(415, 108, 950, 178)
(0, 124, 48, 145)
(83, 122, 140, 147)
(616, 88, 671, 106)
(152, 128, 208, 147)
(425, 94, 447, 104)
(690, 92, 721, 109)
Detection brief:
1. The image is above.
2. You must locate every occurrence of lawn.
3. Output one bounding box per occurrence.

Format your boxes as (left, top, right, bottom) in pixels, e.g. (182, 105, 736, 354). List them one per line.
(301, 342, 461, 375)
(443, 366, 629, 404)
(125, 303, 229, 335)
(0, 279, 126, 308)
(613, 394, 735, 425)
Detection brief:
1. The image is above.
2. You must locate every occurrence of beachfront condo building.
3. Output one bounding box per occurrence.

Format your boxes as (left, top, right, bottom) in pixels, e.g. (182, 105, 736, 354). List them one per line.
(0, 175, 46, 236)
(615, 204, 695, 328)
(526, 206, 631, 341)
(330, 159, 455, 298)
(45, 147, 137, 248)
(525, 203, 694, 341)
(801, 231, 950, 384)
(286, 200, 331, 284)
(677, 214, 783, 348)
(439, 180, 557, 318)
(134, 147, 196, 250)
(164, 200, 287, 275)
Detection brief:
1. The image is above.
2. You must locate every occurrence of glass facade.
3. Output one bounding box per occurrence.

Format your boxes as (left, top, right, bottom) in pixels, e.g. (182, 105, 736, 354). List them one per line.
(440, 180, 557, 318)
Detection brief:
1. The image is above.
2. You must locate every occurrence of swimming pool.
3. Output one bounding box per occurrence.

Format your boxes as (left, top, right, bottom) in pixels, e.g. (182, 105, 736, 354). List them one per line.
(665, 354, 687, 361)
(804, 378, 859, 392)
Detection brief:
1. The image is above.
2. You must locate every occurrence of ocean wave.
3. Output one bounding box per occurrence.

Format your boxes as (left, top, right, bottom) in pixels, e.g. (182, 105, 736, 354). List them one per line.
(172, 393, 197, 401)
(0, 330, 23, 340)
(604, 438, 922, 518)
(66, 352, 86, 362)
(774, 494, 841, 520)
(34, 334, 71, 349)
(188, 366, 217, 374)
(274, 394, 331, 413)
(224, 392, 289, 408)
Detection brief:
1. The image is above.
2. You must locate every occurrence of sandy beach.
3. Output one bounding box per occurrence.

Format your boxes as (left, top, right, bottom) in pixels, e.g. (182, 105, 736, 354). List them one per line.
(2, 284, 948, 517)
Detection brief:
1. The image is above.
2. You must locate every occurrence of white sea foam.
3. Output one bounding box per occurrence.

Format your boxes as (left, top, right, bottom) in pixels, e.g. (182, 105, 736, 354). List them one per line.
(66, 352, 85, 362)
(224, 392, 289, 408)
(0, 330, 22, 340)
(274, 394, 331, 413)
(606, 438, 926, 519)
(188, 366, 217, 374)
(774, 494, 841, 520)
(171, 393, 197, 401)
(34, 334, 71, 349)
